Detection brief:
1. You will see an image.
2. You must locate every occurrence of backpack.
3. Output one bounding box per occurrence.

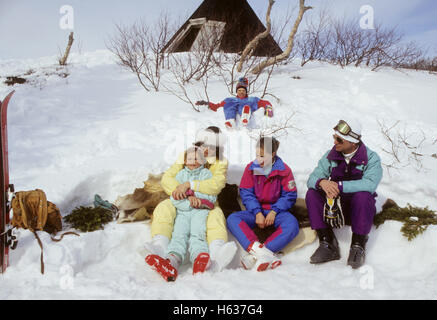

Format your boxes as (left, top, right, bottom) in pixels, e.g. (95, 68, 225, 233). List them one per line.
(11, 189, 62, 233)
(11, 189, 78, 273)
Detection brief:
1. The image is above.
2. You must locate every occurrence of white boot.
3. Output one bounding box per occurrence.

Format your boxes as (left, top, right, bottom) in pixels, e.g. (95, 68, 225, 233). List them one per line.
(240, 105, 251, 127)
(166, 253, 182, 270)
(209, 240, 237, 272)
(241, 252, 257, 270)
(247, 241, 282, 272)
(144, 235, 169, 257)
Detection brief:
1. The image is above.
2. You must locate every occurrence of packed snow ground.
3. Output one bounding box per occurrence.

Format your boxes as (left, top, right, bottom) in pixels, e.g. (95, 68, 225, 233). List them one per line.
(1, 50, 436, 299)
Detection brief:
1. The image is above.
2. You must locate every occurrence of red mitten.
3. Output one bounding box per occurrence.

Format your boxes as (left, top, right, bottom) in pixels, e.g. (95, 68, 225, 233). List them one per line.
(208, 103, 220, 112)
(197, 199, 215, 210)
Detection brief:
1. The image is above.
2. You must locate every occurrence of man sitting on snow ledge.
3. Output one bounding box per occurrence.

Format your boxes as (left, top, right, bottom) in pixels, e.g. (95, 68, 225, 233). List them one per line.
(196, 77, 274, 130)
(305, 118, 383, 269)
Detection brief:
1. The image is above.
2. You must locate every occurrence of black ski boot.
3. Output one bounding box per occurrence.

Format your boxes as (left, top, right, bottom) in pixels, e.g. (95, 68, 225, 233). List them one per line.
(310, 228, 340, 264)
(347, 233, 368, 269)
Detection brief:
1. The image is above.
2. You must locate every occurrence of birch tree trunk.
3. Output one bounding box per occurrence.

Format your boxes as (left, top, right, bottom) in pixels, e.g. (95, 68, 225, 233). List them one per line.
(249, 0, 312, 75)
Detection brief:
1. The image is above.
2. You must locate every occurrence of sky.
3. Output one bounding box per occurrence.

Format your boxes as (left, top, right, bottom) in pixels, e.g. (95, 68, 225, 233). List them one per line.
(0, 0, 436, 60)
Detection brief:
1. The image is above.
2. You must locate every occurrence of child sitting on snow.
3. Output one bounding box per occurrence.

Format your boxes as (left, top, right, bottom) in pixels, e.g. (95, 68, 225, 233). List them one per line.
(145, 146, 217, 281)
(196, 77, 274, 129)
(226, 136, 299, 271)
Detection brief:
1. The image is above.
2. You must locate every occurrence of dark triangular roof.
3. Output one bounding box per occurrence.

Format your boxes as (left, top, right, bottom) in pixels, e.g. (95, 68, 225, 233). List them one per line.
(163, 0, 282, 56)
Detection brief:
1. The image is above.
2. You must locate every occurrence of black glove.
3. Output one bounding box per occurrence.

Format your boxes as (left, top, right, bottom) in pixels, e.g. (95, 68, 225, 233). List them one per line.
(195, 100, 209, 106)
(323, 196, 345, 228)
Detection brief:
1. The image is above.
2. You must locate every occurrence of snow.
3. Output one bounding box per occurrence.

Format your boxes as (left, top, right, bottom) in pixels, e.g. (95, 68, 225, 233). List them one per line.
(1, 50, 437, 300)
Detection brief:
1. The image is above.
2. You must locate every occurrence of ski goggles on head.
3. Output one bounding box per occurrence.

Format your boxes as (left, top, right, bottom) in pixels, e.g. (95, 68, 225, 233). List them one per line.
(333, 120, 361, 140)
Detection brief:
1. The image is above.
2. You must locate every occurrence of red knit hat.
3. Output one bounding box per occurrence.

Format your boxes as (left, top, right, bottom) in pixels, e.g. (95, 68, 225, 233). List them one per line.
(236, 77, 249, 93)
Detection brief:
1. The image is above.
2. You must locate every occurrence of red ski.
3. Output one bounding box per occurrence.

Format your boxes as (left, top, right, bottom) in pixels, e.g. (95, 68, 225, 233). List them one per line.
(0, 91, 17, 274)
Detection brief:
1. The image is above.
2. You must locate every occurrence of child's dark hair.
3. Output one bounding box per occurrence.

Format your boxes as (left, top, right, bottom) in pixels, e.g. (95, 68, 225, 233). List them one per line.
(193, 126, 224, 161)
(256, 136, 280, 154)
(206, 126, 221, 134)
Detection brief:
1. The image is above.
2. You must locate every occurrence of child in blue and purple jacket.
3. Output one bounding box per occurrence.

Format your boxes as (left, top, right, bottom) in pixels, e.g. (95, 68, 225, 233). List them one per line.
(227, 136, 299, 271)
(196, 77, 273, 129)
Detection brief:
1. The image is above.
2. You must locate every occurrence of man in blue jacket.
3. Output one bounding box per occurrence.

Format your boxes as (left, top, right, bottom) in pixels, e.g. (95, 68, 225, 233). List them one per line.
(306, 118, 383, 269)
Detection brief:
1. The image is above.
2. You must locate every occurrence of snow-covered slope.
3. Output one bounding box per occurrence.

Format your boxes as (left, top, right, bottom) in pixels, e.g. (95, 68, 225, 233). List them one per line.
(1, 50, 436, 299)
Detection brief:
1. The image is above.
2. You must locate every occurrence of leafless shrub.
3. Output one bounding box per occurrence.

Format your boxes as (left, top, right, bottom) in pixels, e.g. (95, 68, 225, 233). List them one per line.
(213, 52, 276, 98)
(160, 23, 226, 111)
(399, 53, 437, 73)
(295, 8, 332, 67)
(246, 110, 301, 141)
(326, 17, 387, 68)
(378, 120, 435, 174)
(160, 61, 200, 111)
(107, 13, 174, 92)
(292, 10, 426, 72)
(367, 38, 424, 71)
(167, 23, 224, 84)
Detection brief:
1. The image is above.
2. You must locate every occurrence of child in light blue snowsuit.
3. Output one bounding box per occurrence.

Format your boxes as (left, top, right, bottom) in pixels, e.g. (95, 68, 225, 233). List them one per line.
(165, 147, 217, 272)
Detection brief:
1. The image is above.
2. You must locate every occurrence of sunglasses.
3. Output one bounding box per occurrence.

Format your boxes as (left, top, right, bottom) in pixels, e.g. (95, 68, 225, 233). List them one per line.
(333, 134, 344, 144)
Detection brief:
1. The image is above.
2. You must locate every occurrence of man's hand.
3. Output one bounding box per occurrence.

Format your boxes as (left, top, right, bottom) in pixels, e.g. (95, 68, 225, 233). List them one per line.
(188, 196, 202, 208)
(319, 179, 340, 199)
(265, 210, 277, 227)
(172, 182, 191, 200)
(256, 212, 266, 229)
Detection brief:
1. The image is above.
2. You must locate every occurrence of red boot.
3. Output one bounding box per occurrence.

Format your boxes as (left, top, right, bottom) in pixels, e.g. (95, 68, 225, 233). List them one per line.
(193, 253, 211, 275)
(145, 254, 178, 282)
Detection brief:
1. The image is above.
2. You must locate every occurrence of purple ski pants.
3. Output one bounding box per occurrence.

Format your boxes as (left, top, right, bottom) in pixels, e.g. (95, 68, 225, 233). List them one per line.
(305, 188, 376, 235)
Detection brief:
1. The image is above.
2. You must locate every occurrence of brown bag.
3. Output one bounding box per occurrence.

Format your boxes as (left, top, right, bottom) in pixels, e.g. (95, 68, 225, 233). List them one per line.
(11, 189, 77, 274)
(11, 189, 62, 234)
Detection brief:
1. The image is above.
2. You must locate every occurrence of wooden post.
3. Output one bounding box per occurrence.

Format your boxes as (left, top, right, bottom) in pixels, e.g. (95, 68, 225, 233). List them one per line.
(59, 32, 74, 66)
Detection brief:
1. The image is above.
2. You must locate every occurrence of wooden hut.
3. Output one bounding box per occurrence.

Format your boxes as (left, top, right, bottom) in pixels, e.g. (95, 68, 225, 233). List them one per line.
(162, 0, 282, 56)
